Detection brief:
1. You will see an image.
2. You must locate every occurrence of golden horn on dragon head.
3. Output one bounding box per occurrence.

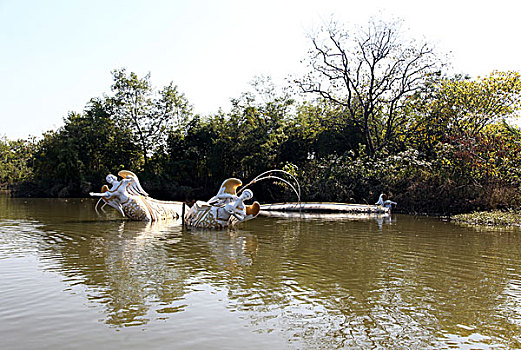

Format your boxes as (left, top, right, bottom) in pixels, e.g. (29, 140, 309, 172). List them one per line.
(221, 178, 242, 196)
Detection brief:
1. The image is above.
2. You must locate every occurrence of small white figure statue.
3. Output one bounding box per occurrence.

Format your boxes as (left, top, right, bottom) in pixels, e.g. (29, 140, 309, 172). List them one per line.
(184, 178, 261, 229)
(376, 193, 397, 211)
(89, 170, 182, 221)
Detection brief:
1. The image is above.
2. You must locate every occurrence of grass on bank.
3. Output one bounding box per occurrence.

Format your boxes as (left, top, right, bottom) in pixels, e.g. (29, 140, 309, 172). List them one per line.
(451, 210, 521, 226)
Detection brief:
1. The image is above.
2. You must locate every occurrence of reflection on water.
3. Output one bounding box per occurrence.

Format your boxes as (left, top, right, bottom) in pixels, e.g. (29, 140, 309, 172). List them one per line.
(1, 197, 521, 349)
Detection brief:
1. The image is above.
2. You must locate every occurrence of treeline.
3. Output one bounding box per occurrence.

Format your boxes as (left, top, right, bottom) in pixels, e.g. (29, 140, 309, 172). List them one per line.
(2, 19, 521, 214)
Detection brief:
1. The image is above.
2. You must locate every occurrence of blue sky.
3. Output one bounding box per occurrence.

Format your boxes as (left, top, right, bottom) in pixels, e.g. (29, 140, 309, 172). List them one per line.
(1, 0, 520, 139)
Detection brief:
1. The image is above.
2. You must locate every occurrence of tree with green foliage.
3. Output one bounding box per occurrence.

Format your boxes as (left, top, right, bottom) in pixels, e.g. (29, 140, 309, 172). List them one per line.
(224, 89, 292, 177)
(31, 99, 141, 196)
(108, 68, 193, 167)
(406, 71, 521, 154)
(280, 100, 364, 164)
(155, 77, 298, 201)
(0, 136, 35, 189)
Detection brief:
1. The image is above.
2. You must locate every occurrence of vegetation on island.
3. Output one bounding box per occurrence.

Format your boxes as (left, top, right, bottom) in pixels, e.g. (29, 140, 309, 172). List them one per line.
(2, 18, 521, 216)
(452, 210, 521, 227)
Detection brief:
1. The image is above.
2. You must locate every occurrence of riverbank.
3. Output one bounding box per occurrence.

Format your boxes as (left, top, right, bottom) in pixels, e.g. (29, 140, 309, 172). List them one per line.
(451, 210, 521, 227)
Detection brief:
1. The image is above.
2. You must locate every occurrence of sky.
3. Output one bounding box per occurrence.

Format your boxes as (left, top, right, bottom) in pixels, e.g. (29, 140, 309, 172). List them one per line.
(1, 0, 520, 139)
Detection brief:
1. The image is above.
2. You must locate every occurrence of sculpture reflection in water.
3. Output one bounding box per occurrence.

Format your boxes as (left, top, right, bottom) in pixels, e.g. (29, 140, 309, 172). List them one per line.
(90, 170, 183, 221)
(34, 216, 258, 327)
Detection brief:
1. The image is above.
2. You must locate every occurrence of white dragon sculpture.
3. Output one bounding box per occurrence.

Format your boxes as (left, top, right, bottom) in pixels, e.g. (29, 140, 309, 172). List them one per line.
(90, 171, 264, 228)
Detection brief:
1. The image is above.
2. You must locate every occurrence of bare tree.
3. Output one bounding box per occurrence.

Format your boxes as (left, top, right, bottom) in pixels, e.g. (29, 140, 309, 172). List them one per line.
(297, 18, 441, 155)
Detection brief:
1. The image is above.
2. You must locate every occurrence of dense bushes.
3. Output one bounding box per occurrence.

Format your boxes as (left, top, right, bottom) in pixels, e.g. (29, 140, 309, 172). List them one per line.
(0, 137, 34, 191)
(295, 124, 521, 214)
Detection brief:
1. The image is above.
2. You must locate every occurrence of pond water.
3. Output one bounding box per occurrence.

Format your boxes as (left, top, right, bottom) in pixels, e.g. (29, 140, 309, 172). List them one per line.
(1, 197, 521, 349)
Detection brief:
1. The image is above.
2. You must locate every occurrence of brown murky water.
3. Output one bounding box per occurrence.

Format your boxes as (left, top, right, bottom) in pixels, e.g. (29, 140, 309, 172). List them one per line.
(1, 197, 521, 349)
